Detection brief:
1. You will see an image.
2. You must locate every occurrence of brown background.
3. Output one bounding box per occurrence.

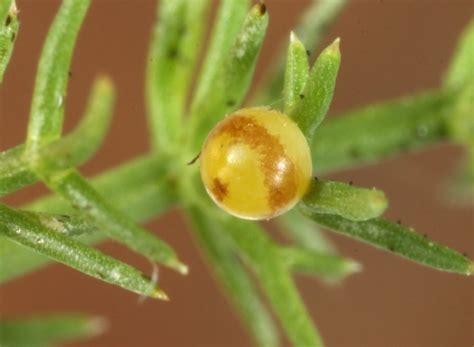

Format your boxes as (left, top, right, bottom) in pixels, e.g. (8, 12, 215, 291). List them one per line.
(1, 0, 473, 346)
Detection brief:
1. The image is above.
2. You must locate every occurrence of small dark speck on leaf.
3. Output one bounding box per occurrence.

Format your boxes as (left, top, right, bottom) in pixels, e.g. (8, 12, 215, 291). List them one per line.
(299, 94, 305, 99)
(10, 32, 15, 42)
(227, 100, 236, 107)
(68, 70, 72, 78)
(306, 50, 311, 56)
(168, 48, 178, 59)
(258, 3, 267, 15)
(350, 147, 361, 158)
(5, 15, 11, 26)
(178, 25, 186, 37)
(423, 233, 428, 238)
(399, 141, 411, 151)
(349, 181, 353, 186)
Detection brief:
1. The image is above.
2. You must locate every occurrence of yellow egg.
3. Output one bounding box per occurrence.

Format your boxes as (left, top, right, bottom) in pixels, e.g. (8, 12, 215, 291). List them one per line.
(200, 107, 312, 220)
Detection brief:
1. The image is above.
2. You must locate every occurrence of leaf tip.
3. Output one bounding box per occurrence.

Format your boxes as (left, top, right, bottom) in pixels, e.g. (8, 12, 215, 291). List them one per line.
(95, 75, 115, 92)
(9, 0, 18, 18)
(468, 261, 474, 275)
(290, 31, 297, 43)
(171, 259, 189, 275)
(371, 190, 388, 214)
(289, 31, 305, 50)
(328, 37, 341, 55)
(86, 316, 108, 337)
(152, 288, 170, 301)
(345, 259, 363, 274)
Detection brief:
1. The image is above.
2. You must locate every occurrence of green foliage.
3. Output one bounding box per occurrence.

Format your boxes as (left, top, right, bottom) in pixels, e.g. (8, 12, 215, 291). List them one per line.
(189, 2, 268, 153)
(0, 314, 106, 347)
(39, 169, 186, 274)
(256, 0, 347, 105)
(289, 38, 341, 141)
(0, 1, 473, 346)
(283, 33, 309, 114)
(0, 204, 166, 298)
(186, 206, 279, 347)
(303, 180, 387, 221)
(311, 90, 455, 173)
(298, 208, 474, 275)
(0, 77, 114, 196)
(443, 20, 474, 201)
(0, 0, 18, 83)
(0, 154, 177, 283)
(146, 0, 209, 153)
(278, 210, 337, 255)
(26, 0, 90, 156)
(222, 214, 324, 347)
(444, 20, 474, 89)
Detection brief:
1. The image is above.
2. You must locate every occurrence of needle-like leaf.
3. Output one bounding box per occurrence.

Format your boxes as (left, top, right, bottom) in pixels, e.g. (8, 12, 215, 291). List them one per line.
(146, 0, 209, 153)
(0, 154, 177, 283)
(225, 216, 324, 347)
(291, 38, 341, 140)
(278, 210, 337, 254)
(190, 0, 250, 116)
(0, 314, 106, 347)
(283, 32, 309, 114)
(279, 246, 360, 279)
(444, 20, 474, 89)
(1, 76, 115, 196)
(255, 0, 347, 105)
(311, 90, 455, 174)
(302, 179, 388, 221)
(189, 3, 268, 153)
(0, 0, 18, 83)
(0, 204, 168, 298)
(39, 169, 187, 274)
(299, 207, 474, 275)
(25, 0, 90, 156)
(0, 146, 37, 197)
(186, 206, 279, 347)
(17, 210, 98, 237)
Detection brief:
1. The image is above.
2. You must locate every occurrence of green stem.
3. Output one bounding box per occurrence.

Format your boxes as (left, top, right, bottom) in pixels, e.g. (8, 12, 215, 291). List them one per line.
(186, 205, 279, 347)
(225, 216, 325, 347)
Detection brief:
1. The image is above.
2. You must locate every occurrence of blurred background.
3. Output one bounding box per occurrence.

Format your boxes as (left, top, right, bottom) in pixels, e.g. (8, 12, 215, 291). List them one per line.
(1, 0, 473, 346)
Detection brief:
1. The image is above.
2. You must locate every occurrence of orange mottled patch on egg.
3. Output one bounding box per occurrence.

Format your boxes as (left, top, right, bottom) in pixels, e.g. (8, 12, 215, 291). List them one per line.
(213, 115, 297, 210)
(211, 177, 228, 202)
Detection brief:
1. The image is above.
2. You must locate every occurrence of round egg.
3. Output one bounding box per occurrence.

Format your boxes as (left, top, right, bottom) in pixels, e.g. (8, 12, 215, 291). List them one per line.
(200, 107, 312, 220)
